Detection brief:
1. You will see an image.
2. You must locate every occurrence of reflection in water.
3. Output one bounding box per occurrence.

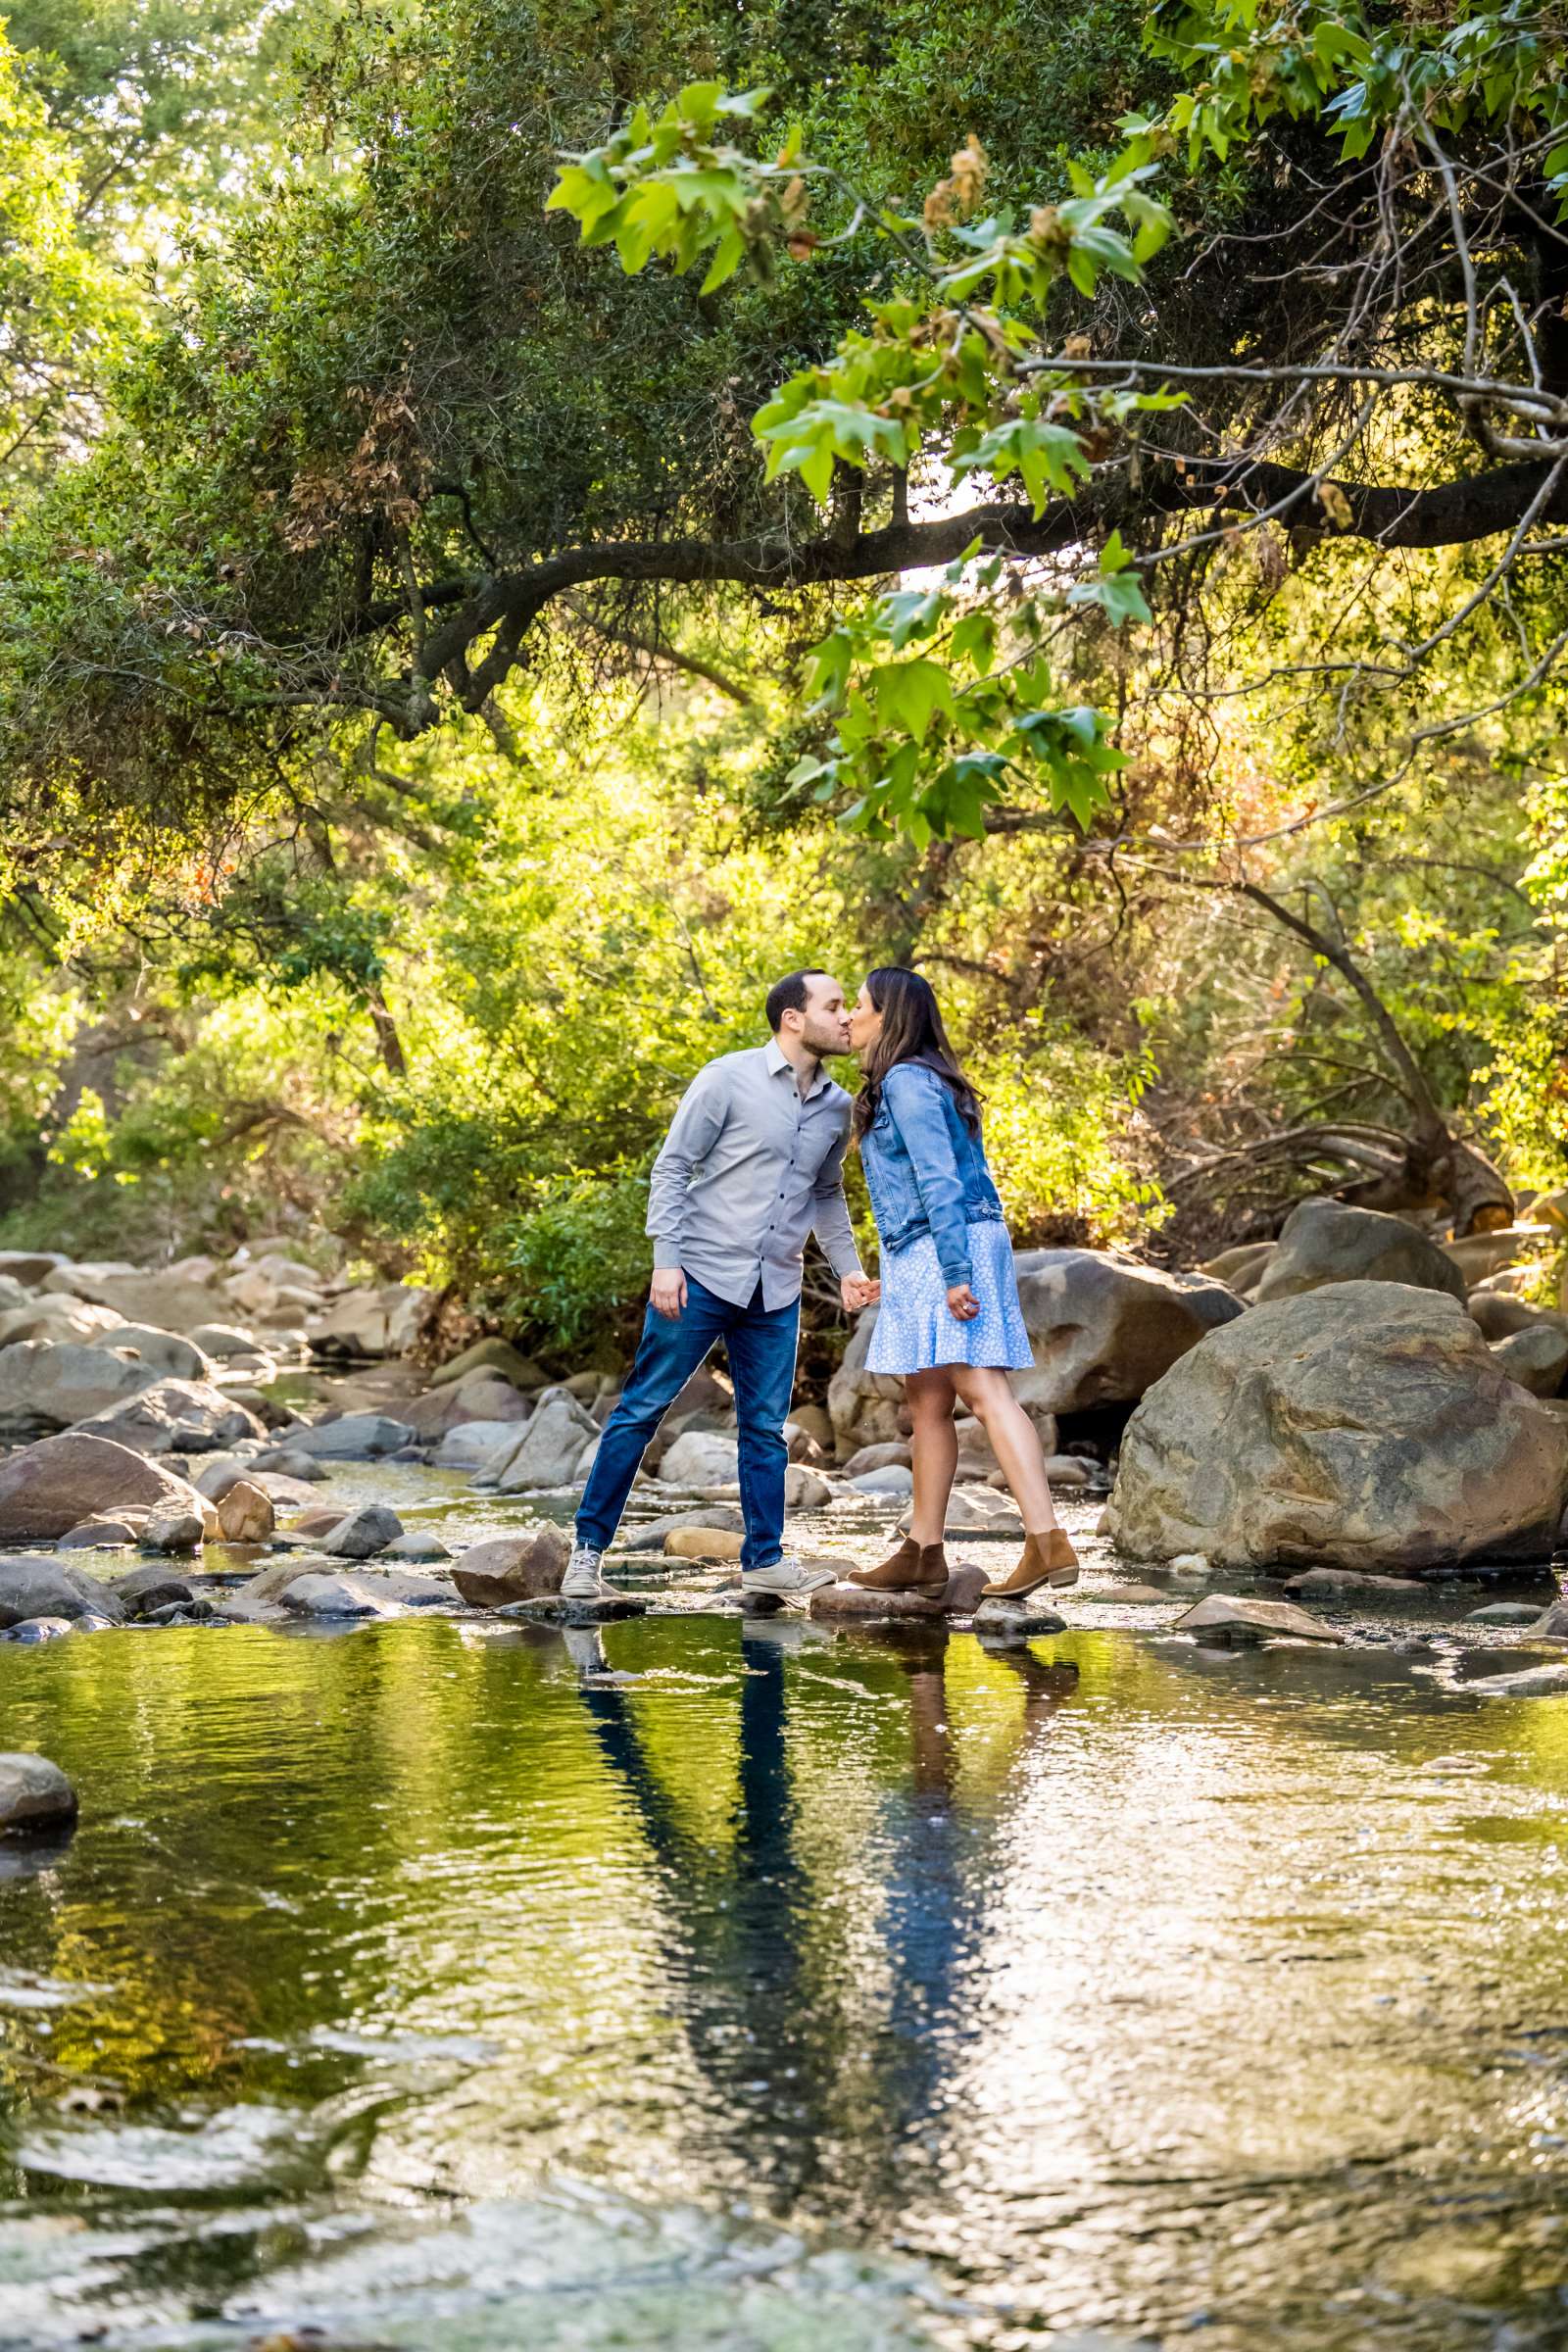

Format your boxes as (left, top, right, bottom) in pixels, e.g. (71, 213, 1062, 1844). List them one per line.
(1, 1608, 1568, 2348)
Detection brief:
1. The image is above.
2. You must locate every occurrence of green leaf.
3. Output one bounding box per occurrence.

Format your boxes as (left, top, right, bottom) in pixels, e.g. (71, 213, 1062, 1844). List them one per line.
(870, 658, 955, 743)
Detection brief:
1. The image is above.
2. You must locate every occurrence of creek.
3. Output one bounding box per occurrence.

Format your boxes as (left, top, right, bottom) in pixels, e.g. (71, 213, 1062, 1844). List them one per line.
(2, 1479, 1568, 2348)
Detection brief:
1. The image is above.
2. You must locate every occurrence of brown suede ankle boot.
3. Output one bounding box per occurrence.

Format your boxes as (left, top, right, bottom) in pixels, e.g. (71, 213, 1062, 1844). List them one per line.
(980, 1528, 1079, 1599)
(849, 1537, 951, 1596)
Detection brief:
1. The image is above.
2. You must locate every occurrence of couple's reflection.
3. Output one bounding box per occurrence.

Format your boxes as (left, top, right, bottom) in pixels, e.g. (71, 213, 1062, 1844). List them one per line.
(558, 1610, 1078, 2216)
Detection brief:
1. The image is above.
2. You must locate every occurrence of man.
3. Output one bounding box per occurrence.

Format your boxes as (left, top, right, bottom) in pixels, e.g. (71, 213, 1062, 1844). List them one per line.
(564, 970, 874, 1600)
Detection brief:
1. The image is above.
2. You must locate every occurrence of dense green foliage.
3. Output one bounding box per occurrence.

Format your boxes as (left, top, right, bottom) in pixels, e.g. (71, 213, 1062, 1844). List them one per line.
(1, 0, 1565, 1355)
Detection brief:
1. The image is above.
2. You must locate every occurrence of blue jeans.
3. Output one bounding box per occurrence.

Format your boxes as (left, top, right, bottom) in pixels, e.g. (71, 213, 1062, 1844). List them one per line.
(575, 1275, 800, 1572)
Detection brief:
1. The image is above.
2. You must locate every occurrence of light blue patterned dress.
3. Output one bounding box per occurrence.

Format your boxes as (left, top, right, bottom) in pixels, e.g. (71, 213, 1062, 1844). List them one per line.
(866, 1219, 1034, 1376)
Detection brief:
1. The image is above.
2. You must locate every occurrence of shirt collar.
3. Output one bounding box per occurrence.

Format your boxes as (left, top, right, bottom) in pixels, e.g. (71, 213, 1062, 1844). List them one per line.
(764, 1038, 830, 1099)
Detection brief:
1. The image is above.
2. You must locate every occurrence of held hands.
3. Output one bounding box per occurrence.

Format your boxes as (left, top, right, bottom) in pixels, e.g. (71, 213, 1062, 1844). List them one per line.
(841, 1273, 881, 1312)
(650, 1269, 688, 1320)
(946, 1283, 980, 1322)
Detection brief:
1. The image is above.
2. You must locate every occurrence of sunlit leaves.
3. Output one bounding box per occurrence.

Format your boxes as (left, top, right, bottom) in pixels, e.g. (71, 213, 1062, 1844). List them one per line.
(788, 547, 1129, 847)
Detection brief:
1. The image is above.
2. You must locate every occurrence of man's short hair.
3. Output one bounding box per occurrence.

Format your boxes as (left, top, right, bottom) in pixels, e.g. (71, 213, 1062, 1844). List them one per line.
(766, 969, 828, 1031)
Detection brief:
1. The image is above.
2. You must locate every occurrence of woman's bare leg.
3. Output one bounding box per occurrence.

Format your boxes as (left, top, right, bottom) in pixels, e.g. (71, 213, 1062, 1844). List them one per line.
(906, 1367, 958, 1547)
(951, 1365, 1060, 1536)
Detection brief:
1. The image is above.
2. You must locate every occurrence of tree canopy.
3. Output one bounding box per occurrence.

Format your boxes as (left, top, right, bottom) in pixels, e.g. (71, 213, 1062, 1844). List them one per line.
(1, 0, 1565, 1337)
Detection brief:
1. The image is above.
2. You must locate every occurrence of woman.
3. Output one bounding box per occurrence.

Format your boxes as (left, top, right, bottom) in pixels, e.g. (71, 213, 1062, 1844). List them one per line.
(845, 967, 1078, 1601)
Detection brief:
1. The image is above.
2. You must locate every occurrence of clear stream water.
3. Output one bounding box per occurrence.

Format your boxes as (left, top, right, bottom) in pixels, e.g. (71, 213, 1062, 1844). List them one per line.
(3, 1472, 1568, 2350)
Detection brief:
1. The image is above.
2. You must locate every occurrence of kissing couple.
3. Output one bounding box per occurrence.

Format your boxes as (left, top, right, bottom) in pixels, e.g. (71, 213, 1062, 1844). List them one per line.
(564, 967, 1078, 1602)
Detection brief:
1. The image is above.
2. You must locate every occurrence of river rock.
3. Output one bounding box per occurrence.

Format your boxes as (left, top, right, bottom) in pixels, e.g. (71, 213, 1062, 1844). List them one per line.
(0, 1297, 125, 1346)
(277, 1413, 415, 1460)
(1255, 1199, 1468, 1305)
(249, 1445, 328, 1481)
(428, 1336, 546, 1390)
(841, 1442, 912, 1477)
(1200, 1240, 1277, 1295)
(973, 1595, 1068, 1637)
(1283, 1567, 1429, 1600)
(1467, 1601, 1545, 1626)
(318, 1502, 403, 1560)
(1013, 1249, 1247, 1417)
(0, 1753, 77, 1834)
(58, 1275, 224, 1336)
(103, 1325, 216, 1381)
(434, 1418, 527, 1470)
(186, 1323, 265, 1361)
(851, 1464, 914, 1497)
(309, 1283, 436, 1359)
(401, 1376, 532, 1443)
(217, 1480, 275, 1542)
(1492, 1323, 1568, 1397)
(788, 1403, 834, 1454)
(141, 1509, 204, 1552)
(1446, 1223, 1556, 1287)
(0, 1340, 162, 1438)
(492, 1390, 602, 1491)
(619, 1506, 746, 1552)
(898, 1486, 1023, 1537)
(664, 1526, 746, 1561)
(1468, 1293, 1564, 1343)
(1108, 1284, 1568, 1573)
(56, 1513, 145, 1547)
(1476, 1663, 1568, 1698)
(0, 1554, 124, 1626)
(0, 1251, 66, 1287)
(0, 1434, 214, 1544)
(1175, 1593, 1346, 1645)
(192, 1454, 249, 1500)
(783, 1465, 833, 1509)
(225, 1559, 312, 1617)
(450, 1525, 570, 1607)
(3, 1617, 74, 1643)
(385, 1531, 453, 1561)
(1529, 1599, 1568, 1639)
(658, 1430, 742, 1488)
(278, 1572, 398, 1618)
(114, 1563, 197, 1617)
(833, 1245, 1217, 1443)
(810, 1563, 988, 1621)
(72, 1378, 266, 1455)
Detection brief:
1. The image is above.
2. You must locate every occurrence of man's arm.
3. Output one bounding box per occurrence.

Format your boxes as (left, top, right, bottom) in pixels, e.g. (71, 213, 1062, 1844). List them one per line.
(811, 1114, 867, 1303)
(646, 1062, 729, 1311)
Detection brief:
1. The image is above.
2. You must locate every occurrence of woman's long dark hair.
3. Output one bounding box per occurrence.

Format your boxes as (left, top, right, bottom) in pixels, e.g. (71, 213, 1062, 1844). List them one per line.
(852, 966, 983, 1141)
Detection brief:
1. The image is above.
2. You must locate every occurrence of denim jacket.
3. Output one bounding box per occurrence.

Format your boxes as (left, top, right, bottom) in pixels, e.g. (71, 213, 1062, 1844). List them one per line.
(859, 1059, 1006, 1287)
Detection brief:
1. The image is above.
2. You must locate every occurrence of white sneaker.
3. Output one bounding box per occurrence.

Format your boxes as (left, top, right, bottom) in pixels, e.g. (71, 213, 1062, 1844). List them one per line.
(562, 1544, 612, 1600)
(743, 1555, 836, 1597)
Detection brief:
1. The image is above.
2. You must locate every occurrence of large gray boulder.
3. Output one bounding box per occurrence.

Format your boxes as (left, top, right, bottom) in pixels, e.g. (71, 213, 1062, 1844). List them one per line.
(0, 1554, 125, 1626)
(0, 1433, 215, 1544)
(0, 1341, 161, 1438)
(1011, 1250, 1249, 1415)
(47, 1272, 223, 1335)
(492, 1389, 600, 1491)
(1107, 1282, 1568, 1573)
(70, 1378, 266, 1454)
(828, 1246, 1243, 1445)
(1255, 1199, 1468, 1305)
(0, 1296, 124, 1346)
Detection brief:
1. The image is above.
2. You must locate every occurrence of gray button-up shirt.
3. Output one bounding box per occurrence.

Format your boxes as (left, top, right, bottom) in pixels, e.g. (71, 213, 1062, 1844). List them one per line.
(647, 1041, 863, 1309)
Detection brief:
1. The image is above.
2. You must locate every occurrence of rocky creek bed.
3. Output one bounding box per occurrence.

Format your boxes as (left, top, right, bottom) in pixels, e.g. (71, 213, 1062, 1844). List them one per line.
(5, 1467, 1568, 2348)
